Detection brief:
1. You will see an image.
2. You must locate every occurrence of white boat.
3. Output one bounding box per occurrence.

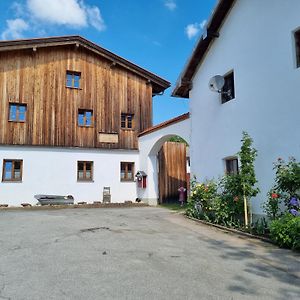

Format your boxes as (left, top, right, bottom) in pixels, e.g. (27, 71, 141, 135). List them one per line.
(34, 194, 74, 205)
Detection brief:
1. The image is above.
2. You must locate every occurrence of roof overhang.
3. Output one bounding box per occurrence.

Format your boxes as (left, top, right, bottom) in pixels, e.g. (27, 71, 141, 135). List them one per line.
(0, 35, 170, 94)
(138, 112, 190, 137)
(172, 0, 236, 98)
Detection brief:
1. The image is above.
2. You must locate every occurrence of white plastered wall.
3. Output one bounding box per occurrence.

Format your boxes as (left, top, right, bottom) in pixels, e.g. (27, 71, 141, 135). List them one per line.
(0, 146, 139, 206)
(189, 0, 300, 215)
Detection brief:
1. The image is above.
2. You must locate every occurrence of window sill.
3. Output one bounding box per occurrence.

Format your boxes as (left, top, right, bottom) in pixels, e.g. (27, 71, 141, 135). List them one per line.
(2, 180, 22, 183)
(66, 86, 82, 90)
(78, 125, 94, 128)
(77, 180, 94, 183)
(8, 120, 26, 123)
(121, 179, 135, 182)
(121, 128, 135, 131)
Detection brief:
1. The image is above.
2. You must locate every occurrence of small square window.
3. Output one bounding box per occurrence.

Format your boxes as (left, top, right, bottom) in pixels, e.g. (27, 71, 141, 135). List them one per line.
(9, 103, 27, 122)
(294, 30, 300, 68)
(78, 109, 93, 127)
(77, 161, 93, 181)
(221, 71, 235, 104)
(66, 71, 81, 89)
(120, 162, 135, 181)
(225, 158, 239, 175)
(121, 114, 134, 129)
(2, 159, 23, 182)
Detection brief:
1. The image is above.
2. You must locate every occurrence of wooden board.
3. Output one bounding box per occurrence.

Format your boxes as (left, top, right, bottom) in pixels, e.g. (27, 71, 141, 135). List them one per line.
(158, 142, 187, 204)
(0, 45, 153, 150)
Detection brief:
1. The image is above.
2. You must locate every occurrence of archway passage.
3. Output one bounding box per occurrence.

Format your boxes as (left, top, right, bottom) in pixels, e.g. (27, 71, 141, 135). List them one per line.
(158, 139, 189, 204)
(138, 113, 190, 206)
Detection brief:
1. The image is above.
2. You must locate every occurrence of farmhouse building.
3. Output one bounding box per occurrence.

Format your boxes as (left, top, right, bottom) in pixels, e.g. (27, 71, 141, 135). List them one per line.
(0, 35, 174, 205)
(173, 0, 300, 217)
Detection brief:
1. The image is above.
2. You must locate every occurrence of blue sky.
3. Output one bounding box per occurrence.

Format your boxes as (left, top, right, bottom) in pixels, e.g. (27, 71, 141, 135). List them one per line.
(0, 0, 216, 124)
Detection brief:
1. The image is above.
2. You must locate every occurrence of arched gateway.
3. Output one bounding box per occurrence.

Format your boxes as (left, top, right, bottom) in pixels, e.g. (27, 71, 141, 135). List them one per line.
(138, 113, 190, 205)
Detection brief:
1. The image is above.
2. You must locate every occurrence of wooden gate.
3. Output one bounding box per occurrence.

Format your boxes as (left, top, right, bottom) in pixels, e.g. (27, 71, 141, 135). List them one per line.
(158, 142, 187, 204)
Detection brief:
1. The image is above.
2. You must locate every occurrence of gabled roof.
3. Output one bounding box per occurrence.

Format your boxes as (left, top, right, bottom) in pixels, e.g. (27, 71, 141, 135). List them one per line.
(172, 0, 236, 98)
(138, 112, 189, 137)
(0, 35, 170, 94)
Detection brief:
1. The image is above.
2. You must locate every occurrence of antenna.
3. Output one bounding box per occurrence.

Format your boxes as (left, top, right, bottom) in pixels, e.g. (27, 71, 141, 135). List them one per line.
(209, 75, 225, 93)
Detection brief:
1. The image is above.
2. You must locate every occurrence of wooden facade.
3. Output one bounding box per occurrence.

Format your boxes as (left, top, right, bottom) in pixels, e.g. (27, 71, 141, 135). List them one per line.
(158, 141, 187, 204)
(0, 37, 170, 150)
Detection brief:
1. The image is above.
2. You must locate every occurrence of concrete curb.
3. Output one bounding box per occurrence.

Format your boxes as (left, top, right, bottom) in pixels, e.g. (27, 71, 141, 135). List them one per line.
(185, 215, 275, 245)
(0, 203, 149, 211)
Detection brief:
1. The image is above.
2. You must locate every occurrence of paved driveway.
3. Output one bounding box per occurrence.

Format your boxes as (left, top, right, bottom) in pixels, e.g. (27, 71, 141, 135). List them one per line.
(0, 207, 299, 300)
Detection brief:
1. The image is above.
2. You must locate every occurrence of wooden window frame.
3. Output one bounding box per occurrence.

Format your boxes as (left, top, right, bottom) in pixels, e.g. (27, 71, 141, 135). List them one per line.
(8, 103, 27, 123)
(66, 71, 81, 89)
(2, 159, 23, 182)
(224, 157, 239, 175)
(121, 113, 134, 130)
(294, 29, 300, 68)
(120, 162, 135, 182)
(221, 71, 235, 104)
(78, 109, 93, 127)
(77, 161, 93, 182)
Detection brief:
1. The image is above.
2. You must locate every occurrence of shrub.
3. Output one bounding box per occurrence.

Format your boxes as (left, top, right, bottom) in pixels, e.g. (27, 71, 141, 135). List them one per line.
(262, 190, 282, 220)
(273, 157, 300, 205)
(186, 179, 217, 221)
(269, 213, 300, 250)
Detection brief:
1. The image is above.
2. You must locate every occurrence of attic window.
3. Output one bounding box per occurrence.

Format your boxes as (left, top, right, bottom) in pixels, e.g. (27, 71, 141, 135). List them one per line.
(294, 29, 300, 68)
(66, 71, 81, 89)
(121, 114, 134, 129)
(9, 103, 27, 122)
(78, 109, 93, 127)
(221, 71, 235, 104)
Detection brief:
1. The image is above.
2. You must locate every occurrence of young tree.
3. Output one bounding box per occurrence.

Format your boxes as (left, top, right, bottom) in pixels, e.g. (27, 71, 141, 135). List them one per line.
(238, 132, 260, 227)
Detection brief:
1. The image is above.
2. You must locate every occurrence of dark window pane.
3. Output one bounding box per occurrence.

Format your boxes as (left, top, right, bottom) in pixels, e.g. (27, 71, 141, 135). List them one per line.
(222, 72, 235, 104)
(86, 163, 92, 171)
(78, 162, 84, 171)
(14, 161, 21, 170)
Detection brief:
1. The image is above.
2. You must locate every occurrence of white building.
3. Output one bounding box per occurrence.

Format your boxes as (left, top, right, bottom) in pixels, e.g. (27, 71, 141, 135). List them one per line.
(172, 0, 300, 216)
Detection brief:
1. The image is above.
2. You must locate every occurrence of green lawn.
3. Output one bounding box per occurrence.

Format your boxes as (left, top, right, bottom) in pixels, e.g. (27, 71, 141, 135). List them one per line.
(159, 203, 187, 212)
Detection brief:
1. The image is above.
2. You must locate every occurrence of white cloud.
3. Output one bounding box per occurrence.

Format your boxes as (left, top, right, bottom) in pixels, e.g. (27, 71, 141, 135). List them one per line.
(85, 5, 106, 31)
(164, 0, 177, 11)
(185, 19, 207, 39)
(1, 0, 106, 40)
(27, 0, 87, 27)
(1, 18, 29, 40)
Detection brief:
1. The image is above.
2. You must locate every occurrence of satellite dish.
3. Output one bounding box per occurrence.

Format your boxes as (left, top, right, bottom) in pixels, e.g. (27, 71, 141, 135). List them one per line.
(209, 75, 225, 93)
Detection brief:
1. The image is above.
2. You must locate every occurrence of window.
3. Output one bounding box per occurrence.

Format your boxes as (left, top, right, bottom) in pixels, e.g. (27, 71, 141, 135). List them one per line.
(2, 160, 23, 181)
(121, 114, 134, 129)
(221, 71, 235, 104)
(225, 158, 239, 175)
(78, 109, 93, 127)
(9, 103, 27, 122)
(120, 162, 134, 181)
(77, 161, 93, 181)
(294, 29, 300, 67)
(66, 71, 81, 89)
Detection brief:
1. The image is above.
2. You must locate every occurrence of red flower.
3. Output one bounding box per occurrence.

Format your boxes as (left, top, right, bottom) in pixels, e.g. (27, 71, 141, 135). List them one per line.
(271, 193, 278, 199)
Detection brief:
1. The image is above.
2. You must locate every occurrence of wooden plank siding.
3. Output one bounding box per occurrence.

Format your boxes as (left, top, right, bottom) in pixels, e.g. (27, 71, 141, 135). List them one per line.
(0, 45, 153, 150)
(158, 142, 187, 204)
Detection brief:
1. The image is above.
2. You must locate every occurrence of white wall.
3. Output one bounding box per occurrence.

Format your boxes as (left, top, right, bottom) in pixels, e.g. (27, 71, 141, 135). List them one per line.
(0, 146, 139, 206)
(190, 0, 300, 215)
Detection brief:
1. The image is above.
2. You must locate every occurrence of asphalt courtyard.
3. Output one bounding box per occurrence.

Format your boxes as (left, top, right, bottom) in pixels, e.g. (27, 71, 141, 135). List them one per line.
(0, 207, 299, 300)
